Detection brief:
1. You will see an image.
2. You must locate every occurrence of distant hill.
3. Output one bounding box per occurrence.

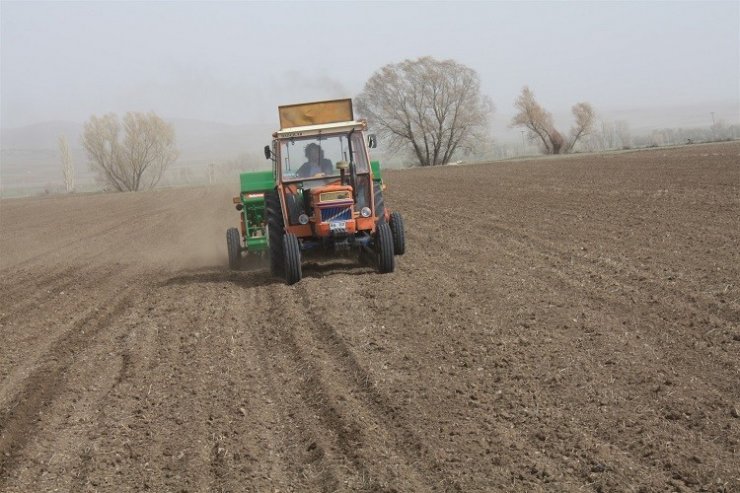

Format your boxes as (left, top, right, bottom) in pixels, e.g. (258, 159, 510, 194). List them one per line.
(1, 121, 83, 150)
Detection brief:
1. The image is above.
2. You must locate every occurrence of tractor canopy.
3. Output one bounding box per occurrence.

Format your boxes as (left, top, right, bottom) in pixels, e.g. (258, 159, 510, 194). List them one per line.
(278, 99, 354, 129)
(277, 128, 370, 182)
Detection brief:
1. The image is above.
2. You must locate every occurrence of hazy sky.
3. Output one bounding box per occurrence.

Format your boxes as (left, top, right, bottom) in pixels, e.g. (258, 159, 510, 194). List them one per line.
(1, 0, 738, 130)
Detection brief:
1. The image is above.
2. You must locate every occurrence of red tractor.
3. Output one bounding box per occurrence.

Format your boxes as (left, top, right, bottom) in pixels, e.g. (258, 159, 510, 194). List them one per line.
(259, 99, 405, 284)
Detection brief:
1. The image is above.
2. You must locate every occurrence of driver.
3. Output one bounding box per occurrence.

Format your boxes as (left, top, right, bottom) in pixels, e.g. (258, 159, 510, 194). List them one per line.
(297, 143, 333, 178)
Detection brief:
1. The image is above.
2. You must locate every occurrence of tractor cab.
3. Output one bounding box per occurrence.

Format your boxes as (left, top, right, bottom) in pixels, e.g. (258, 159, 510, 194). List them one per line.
(270, 122, 376, 236)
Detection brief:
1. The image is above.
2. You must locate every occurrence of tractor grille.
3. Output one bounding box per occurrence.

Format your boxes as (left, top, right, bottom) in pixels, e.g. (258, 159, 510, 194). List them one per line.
(320, 206, 352, 223)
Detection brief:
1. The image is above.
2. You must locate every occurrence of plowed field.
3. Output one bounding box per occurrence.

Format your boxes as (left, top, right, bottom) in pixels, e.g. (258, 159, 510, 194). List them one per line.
(1, 142, 739, 492)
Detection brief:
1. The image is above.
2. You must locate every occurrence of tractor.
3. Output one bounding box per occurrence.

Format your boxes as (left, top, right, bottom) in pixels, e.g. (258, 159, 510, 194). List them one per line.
(226, 98, 405, 284)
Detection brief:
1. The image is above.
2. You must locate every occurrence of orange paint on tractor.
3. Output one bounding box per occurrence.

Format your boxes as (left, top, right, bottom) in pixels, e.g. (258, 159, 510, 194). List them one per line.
(285, 224, 312, 236)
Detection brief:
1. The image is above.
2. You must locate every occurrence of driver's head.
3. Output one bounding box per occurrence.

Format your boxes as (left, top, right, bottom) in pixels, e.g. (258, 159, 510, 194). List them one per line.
(305, 143, 322, 161)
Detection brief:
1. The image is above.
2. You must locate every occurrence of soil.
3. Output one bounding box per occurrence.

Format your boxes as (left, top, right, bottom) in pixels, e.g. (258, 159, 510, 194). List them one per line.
(1, 142, 738, 492)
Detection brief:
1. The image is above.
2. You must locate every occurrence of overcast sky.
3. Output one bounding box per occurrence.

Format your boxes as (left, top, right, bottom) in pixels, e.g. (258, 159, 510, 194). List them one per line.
(1, 0, 738, 130)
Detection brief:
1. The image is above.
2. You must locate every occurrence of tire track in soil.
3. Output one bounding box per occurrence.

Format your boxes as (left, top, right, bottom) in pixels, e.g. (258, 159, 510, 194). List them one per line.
(64, 282, 163, 493)
(344, 261, 590, 490)
(0, 266, 82, 307)
(0, 263, 133, 394)
(44, 282, 182, 493)
(251, 287, 344, 492)
(258, 279, 460, 492)
(131, 289, 215, 493)
(0, 258, 118, 324)
(301, 245, 608, 489)
(0, 289, 135, 484)
(293, 281, 466, 492)
(83, 271, 283, 493)
(372, 198, 716, 490)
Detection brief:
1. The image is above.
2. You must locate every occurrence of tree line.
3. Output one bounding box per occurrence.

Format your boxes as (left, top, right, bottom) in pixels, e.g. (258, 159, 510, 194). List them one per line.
(62, 56, 730, 192)
(357, 57, 595, 166)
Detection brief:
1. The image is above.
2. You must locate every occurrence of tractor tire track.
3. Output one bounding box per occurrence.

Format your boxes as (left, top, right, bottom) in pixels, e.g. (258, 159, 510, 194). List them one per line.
(0, 288, 135, 484)
(291, 282, 463, 491)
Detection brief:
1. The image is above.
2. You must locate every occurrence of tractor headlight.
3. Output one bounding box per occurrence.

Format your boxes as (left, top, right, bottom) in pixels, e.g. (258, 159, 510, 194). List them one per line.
(298, 213, 309, 225)
(360, 207, 371, 218)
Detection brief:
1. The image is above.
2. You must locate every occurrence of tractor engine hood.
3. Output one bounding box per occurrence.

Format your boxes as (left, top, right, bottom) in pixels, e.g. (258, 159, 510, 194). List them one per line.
(309, 184, 357, 236)
(311, 184, 353, 207)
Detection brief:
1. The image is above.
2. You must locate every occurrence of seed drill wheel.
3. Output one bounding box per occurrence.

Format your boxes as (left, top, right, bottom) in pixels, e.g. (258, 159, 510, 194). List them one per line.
(282, 233, 302, 285)
(226, 227, 242, 270)
(375, 222, 395, 274)
(389, 211, 405, 256)
(265, 190, 285, 277)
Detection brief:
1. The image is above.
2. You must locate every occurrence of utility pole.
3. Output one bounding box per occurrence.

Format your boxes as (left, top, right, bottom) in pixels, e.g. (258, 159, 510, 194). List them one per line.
(711, 112, 715, 125)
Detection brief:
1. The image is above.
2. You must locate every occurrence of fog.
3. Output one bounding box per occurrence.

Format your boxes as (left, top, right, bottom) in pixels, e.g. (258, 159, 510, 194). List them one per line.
(1, 1, 738, 193)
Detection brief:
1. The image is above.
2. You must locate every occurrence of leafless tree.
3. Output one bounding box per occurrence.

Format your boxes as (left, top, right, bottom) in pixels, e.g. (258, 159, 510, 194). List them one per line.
(567, 102, 595, 152)
(356, 56, 493, 166)
(58, 135, 75, 192)
(511, 86, 594, 154)
(82, 112, 178, 192)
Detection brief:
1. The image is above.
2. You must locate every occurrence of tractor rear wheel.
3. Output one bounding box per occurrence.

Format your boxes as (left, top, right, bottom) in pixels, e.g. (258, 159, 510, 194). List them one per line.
(226, 227, 241, 270)
(282, 233, 302, 285)
(389, 211, 405, 255)
(265, 190, 285, 277)
(376, 222, 395, 274)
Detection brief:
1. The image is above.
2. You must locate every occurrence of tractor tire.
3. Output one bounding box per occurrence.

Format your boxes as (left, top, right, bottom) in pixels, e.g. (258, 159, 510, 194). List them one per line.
(265, 190, 285, 277)
(374, 183, 385, 220)
(389, 211, 405, 256)
(282, 233, 302, 285)
(375, 222, 395, 274)
(226, 227, 242, 270)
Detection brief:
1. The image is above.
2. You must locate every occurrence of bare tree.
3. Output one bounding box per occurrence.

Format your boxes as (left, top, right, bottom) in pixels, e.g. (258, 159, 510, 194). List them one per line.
(58, 135, 75, 192)
(511, 87, 561, 154)
(567, 102, 595, 152)
(511, 86, 594, 154)
(82, 112, 178, 192)
(356, 56, 493, 166)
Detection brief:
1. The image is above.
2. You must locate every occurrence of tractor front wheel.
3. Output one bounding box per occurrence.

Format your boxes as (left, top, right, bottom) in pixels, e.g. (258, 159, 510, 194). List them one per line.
(226, 227, 242, 270)
(283, 233, 302, 285)
(389, 211, 405, 256)
(265, 190, 285, 277)
(375, 222, 395, 274)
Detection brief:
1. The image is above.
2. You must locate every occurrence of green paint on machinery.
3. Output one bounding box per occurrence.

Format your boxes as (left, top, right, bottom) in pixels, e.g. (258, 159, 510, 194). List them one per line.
(370, 160, 382, 181)
(236, 170, 275, 252)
